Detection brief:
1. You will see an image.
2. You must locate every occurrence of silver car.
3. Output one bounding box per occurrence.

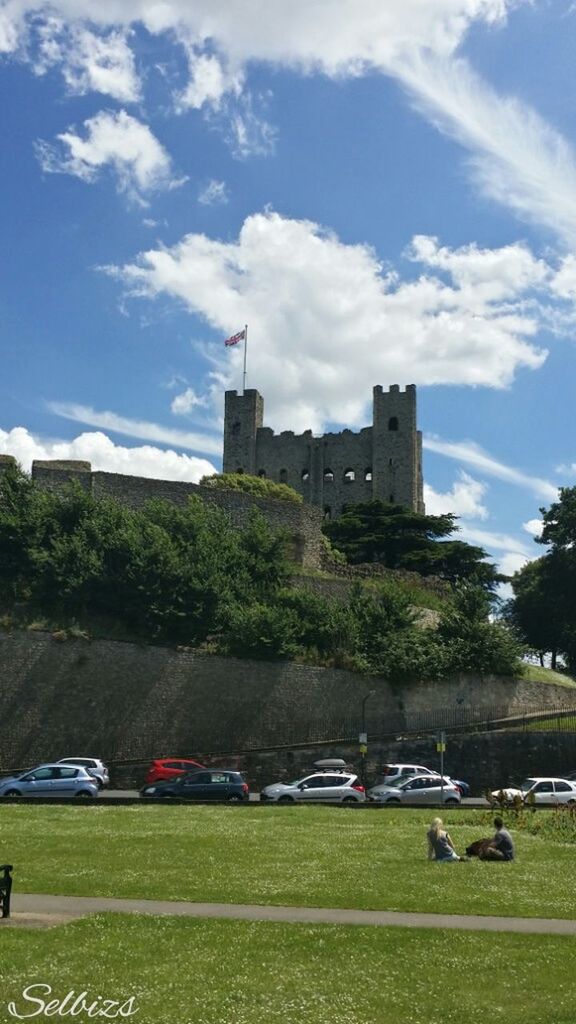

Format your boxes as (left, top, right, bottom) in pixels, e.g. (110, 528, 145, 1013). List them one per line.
(57, 757, 109, 789)
(368, 774, 461, 805)
(0, 763, 99, 798)
(261, 770, 366, 803)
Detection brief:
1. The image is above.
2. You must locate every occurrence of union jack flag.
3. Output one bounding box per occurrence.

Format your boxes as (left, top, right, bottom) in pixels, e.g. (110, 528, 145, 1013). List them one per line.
(224, 328, 246, 347)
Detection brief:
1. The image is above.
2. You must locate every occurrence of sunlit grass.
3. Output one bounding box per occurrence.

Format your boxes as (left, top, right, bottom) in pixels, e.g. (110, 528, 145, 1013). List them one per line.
(1, 805, 575, 919)
(1, 913, 576, 1024)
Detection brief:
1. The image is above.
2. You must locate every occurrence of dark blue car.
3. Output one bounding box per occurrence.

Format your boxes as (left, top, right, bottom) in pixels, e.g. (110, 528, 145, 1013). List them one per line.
(141, 769, 249, 802)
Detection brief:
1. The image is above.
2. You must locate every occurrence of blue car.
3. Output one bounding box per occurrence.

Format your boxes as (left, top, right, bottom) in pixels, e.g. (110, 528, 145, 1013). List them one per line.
(0, 763, 99, 798)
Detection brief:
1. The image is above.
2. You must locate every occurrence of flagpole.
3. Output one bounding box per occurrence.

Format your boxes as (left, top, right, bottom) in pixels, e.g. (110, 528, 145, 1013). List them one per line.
(242, 324, 248, 394)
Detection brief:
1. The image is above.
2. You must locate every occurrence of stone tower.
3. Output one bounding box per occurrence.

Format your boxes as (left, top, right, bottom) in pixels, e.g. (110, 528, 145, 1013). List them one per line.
(222, 386, 424, 517)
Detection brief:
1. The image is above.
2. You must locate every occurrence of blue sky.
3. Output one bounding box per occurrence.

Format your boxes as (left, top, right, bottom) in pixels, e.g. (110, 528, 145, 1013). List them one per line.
(1, 1, 576, 578)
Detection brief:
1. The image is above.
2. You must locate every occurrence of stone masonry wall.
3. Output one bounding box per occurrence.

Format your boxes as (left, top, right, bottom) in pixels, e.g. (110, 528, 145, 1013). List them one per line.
(1, 629, 575, 787)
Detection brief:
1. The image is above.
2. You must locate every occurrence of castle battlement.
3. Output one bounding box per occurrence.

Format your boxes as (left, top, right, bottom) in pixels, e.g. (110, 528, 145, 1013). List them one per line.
(223, 385, 424, 519)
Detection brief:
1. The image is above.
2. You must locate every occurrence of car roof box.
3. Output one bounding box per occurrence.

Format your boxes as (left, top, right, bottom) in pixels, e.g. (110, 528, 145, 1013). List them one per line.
(313, 758, 348, 770)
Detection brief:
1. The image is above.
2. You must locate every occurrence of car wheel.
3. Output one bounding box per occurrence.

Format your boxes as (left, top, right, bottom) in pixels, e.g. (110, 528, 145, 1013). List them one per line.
(75, 790, 94, 799)
(3, 789, 21, 798)
(386, 797, 401, 805)
(278, 795, 294, 803)
(96, 779, 104, 790)
(568, 799, 576, 805)
(227, 794, 242, 803)
(342, 795, 356, 803)
(445, 798, 459, 806)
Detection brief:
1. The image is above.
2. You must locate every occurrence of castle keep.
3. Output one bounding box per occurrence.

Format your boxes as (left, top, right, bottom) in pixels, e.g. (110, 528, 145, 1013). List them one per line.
(223, 385, 424, 517)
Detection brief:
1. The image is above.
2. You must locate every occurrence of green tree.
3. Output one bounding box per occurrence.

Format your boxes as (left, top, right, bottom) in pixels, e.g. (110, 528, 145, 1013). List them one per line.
(323, 500, 501, 588)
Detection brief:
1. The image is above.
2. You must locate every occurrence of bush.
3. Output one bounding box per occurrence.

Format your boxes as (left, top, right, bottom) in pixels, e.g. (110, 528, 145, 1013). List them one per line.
(199, 472, 303, 503)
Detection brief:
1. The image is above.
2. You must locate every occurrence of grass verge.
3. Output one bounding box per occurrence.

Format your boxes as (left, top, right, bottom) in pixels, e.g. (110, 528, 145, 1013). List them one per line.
(1, 805, 575, 919)
(1, 914, 576, 1024)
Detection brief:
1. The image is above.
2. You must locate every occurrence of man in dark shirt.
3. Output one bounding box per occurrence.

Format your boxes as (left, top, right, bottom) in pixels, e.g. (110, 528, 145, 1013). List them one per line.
(479, 817, 515, 861)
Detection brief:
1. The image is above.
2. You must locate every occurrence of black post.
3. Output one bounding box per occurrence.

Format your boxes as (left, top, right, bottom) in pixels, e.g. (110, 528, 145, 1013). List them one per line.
(360, 691, 375, 792)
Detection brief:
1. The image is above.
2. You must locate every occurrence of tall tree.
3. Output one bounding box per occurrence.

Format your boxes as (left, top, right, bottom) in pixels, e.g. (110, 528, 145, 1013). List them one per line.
(323, 500, 501, 589)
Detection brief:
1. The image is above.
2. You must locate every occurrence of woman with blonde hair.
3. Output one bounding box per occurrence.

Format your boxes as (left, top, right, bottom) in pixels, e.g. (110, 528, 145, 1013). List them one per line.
(427, 817, 465, 862)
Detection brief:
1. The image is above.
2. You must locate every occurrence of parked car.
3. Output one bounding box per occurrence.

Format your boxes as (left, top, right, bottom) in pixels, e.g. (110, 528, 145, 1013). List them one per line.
(57, 757, 109, 789)
(0, 764, 99, 799)
(145, 758, 205, 784)
(374, 764, 437, 786)
(491, 777, 576, 805)
(368, 774, 461, 805)
(374, 763, 469, 797)
(141, 769, 249, 802)
(260, 769, 366, 803)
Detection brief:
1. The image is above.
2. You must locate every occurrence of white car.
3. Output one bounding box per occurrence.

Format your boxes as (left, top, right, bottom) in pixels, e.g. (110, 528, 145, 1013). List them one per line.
(491, 777, 576, 805)
(57, 757, 109, 789)
(261, 770, 366, 803)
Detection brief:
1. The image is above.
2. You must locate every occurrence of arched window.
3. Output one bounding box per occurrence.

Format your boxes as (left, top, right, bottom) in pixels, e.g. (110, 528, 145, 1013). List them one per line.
(343, 468, 355, 483)
(323, 468, 334, 482)
(389, 493, 395, 503)
(364, 467, 372, 481)
(279, 468, 288, 483)
(231, 421, 241, 436)
(258, 469, 266, 478)
(324, 506, 332, 519)
(301, 469, 310, 481)
(388, 416, 399, 431)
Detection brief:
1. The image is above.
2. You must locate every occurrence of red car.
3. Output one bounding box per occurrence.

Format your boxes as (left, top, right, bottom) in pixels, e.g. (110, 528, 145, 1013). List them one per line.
(145, 758, 205, 784)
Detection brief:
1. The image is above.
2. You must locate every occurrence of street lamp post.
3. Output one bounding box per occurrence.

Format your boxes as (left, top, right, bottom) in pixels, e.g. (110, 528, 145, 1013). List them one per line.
(359, 690, 375, 792)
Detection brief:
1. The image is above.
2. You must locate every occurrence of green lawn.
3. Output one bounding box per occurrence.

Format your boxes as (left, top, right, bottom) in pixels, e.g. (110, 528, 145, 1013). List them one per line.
(1, 914, 576, 1024)
(1, 804, 575, 919)
(522, 664, 576, 687)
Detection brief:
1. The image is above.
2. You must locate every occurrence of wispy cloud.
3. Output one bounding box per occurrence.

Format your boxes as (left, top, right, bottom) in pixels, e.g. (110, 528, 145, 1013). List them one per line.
(423, 435, 558, 501)
(396, 51, 576, 245)
(47, 401, 221, 456)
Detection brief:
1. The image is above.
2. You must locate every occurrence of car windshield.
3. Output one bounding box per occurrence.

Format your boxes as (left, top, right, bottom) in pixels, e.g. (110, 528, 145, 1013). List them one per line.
(520, 779, 538, 791)
(379, 777, 407, 788)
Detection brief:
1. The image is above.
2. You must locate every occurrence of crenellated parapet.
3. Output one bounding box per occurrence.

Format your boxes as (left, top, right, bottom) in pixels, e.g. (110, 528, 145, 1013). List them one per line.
(223, 385, 424, 519)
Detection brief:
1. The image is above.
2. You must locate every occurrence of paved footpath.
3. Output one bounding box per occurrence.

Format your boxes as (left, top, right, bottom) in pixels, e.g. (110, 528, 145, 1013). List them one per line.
(5, 893, 576, 935)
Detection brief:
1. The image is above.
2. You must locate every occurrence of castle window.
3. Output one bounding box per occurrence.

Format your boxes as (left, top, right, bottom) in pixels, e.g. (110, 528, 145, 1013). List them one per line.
(279, 468, 288, 483)
(343, 468, 355, 483)
(231, 421, 241, 436)
(301, 469, 309, 482)
(364, 467, 372, 481)
(323, 468, 334, 482)
(324, 506, 332, 519)
(388, 416, 399, 431)
(258, 469, 266, 478)
(389, 493, 395, 503)
(236, 467, 244, 474)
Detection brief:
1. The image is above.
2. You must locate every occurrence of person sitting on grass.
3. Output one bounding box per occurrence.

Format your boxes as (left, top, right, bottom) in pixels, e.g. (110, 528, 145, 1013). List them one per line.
(478, 817, 515, 861)
(427, 817, 466, 862)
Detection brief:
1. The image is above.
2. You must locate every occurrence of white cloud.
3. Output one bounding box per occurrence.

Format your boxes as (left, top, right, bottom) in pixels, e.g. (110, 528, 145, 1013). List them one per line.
(34, 20, 140, 102)
(424, 472, 489, 520)
(498, 551, 531, 578)
(0, 427, 216, 482)
(177, 50, 242, 111)
(171, 388, 210, 416)
(36, 110, 185, 204)
(550, 255, 576, 300)
(523, 518, 543, 538)
(423, 435, 558, 501)
(198, 179, 229, 206)
(47, 402, 221, 456)
(103, 210, 551, 432)
(210, 90, 277, 159)
(395, 51, 576, 245)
